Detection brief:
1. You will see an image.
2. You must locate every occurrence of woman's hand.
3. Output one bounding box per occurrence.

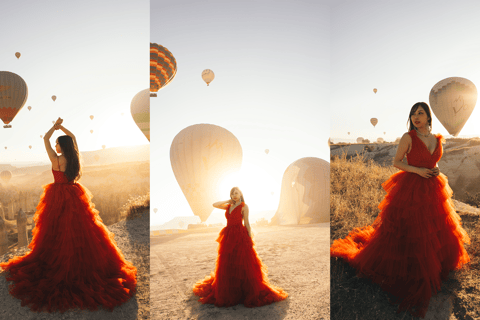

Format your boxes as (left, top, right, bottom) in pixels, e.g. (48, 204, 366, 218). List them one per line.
(55, 117, 63, 126)
(415, 167, 434, 178)
(432, 167, 440, 176)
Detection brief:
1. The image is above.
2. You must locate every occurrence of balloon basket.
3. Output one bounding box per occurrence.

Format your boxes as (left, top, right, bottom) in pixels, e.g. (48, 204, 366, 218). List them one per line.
(150, 93, 157, 97)
(3, 125, 12, 128)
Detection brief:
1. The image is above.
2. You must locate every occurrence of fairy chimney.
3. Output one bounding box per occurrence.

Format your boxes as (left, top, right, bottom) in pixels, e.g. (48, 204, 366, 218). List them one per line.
(17, 209, 28, 248)
(0, 217, 8, 256)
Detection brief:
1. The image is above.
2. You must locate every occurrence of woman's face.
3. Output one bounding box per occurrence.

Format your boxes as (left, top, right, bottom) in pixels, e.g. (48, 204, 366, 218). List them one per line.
(55, 139, 62, 153)
(411, 106, 429, 129)
(231, 189, 241, 202)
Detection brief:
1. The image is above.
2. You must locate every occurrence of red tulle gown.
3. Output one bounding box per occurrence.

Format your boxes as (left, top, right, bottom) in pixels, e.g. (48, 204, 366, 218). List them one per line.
(193, 202, 288, 307)
(0, 163, 137, 312)
(331, 130, 470, 318)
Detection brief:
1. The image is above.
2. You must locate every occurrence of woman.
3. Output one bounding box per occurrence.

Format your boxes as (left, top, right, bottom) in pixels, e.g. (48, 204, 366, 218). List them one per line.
(193, 187, 288, 308)
(0, 118, 137, 312)
(331, 102, 470, 318)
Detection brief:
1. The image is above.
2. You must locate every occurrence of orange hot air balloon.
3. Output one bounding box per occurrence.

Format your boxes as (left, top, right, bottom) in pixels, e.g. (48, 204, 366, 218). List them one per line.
(0, 71, 28, 128)
(28, 106, 31, 111)
(15, 52, 21, 59)
(40, 135, 43, 138)
(29, 145, 32, 149)
(170, 124, 243, 222)
(370, 118, 378, 127)
(90, 115, 94, 120)
(202, 69, 215, 86)
(1, 170, 12, 184)
(102, 145, 106, 149)
(150, 42, 177, 96)
(373, 88, 377, 94)
(90, 130, 93, 134)
(348, 132, 350, 135)
(52, 95, 56, 102)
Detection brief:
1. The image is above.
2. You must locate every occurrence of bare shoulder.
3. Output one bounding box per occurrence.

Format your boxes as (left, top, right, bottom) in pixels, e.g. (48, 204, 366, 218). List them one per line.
(400, 132, 412, 142)
(242, 203, 249, 213)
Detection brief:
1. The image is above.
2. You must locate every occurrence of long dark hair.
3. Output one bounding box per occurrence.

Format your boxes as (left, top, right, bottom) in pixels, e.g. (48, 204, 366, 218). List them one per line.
(58, 135, 82, 182)
(407, 102, 432, 132)
(230, 187, 245, 203)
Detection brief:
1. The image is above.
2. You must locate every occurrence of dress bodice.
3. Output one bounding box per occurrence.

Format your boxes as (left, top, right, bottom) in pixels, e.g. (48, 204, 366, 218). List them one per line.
(406, 130, 443, 169)
(225, 202, 244, 226)
(52, 169, 72, 184)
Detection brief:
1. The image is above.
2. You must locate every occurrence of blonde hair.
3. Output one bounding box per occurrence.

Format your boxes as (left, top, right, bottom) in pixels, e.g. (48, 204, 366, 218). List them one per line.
(230, 187, 245, 203)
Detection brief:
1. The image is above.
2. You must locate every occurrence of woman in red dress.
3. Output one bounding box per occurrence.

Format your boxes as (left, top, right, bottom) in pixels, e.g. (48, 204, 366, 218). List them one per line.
(193, 187, 288, 308)
(0, 118, 137, 312)
(331, 102, 470, 318)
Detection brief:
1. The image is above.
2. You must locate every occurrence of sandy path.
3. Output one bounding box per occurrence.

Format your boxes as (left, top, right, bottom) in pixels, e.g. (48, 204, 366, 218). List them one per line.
(151, 223, 330, 320)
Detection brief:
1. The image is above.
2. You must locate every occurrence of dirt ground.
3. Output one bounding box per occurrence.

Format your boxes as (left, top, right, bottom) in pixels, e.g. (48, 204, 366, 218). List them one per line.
(150, 223, 330, 320)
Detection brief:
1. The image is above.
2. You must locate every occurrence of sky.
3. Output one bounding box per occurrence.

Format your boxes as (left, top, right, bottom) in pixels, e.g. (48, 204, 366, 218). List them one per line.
(150, 0, 331, 227)
(0, 0, 149, 164)
(330, 0, 480, 143)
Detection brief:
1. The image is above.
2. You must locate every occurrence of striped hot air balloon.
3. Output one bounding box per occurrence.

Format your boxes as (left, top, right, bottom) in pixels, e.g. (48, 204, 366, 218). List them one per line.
(0, 71, 28, 128)
(150, 42, 177, 97)
(131, 89, 150, 141)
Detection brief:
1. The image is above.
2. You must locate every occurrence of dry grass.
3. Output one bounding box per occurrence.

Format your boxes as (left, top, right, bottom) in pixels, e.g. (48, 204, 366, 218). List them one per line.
(121, 192, 150, 220)
(330, 152, 480, 319)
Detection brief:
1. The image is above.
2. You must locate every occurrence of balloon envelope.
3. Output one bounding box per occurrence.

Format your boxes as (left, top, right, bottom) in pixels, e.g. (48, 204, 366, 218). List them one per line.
(357, 137, 364, 143)
(370, 118, 378, 127)
(0, 71, 28, 127)
(429, 77, 477, 137)
(52, 95, 56, 101)
(130, 89, 150, 142)
(15, 52, 21, 59)
(150, 42, 177, 93)
(1, 170, 12, 184)
(265, 149, 269, 154)
(202, 69, 215, 86)
(170, 124, 243, 222)
(90, 130, 93, 134)
(90, 115, 94, 120)
(28, 106, 31, 111)
(271, 157, 330, 225)
(102, 145, 106, 149)
(373, 88, 377, 94)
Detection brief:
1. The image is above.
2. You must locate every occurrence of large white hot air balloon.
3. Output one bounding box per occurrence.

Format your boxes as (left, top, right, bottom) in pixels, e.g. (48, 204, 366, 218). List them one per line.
(170, 124, 243, 222)
(202, 69, 215, 86)
(0, 71, 28, 128)
(130, 89, 150, 142)
(1, 170, 12, 184)
(429, 77, 477, 137)
(270, 157, 329, 225)
(370, 118, 378, 127)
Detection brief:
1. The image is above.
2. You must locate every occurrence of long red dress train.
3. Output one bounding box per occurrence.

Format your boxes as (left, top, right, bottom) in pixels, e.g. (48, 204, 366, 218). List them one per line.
(193, 202, 288, 307)
(331, 130, 470, 318)
(0, 167, 137, 312)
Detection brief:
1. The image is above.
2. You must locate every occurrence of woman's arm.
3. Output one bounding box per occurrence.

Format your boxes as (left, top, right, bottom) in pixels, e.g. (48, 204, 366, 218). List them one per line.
(43, 123, 59, 164)
(243, 204, 252, 238)
(213, 200, 232, 209)
(393, 133, 434, 178)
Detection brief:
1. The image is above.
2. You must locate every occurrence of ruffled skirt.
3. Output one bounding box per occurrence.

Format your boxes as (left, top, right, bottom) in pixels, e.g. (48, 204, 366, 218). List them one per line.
(193, 224, 288, 307)
(0, 182, 137, 312)
(331, 171, 470, 318)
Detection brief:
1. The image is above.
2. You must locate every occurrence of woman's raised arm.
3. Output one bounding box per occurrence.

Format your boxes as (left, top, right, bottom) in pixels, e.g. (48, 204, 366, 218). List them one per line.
(43, 123, 59, 164)
(213, 200, 232, 210)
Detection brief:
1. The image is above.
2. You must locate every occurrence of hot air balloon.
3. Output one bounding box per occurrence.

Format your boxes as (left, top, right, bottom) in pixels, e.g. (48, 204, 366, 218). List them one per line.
(429, 77, 478, 137)
(150, 42, 177, 96)
(121, 113, 124, 116)
(29, 145, 32, 149)
(0, 170, 12, 184)
(202, 69, 215, 86)
(270, 157, 329, 225)
(170, 124, 243, 222)
(370, 118, 378, 127)
(94, 154, 100, 161)
(4, 147, 6, 149)
(15, 52, 21, 59)
(373, 88, 377, 94)
(384, 132, 386, 135)
(40, 135, 43, 138)
(357, 137, 364, 143)
(265, 149, 269, 155)
(28, 106, 31, 111)
(153, 208, 158, 213)
(102, 145, 106, 149)
(0, 71, 28, 128)
(52, 95, 56, 102)
(52, 121, 55, 124)
(348, 132, 350, 135)
(90, 130, 93, 134)
(130, 89, 150, 142)
(377, 137, 384, 143)
(90, 115, 94, 120)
